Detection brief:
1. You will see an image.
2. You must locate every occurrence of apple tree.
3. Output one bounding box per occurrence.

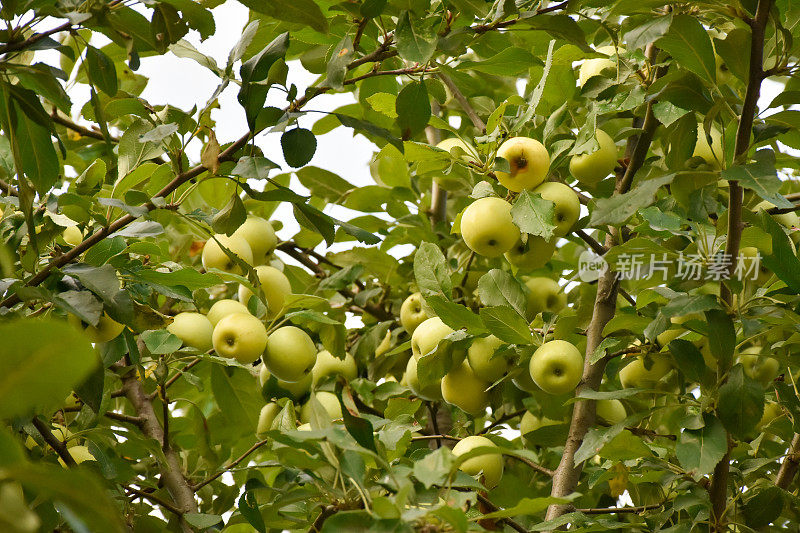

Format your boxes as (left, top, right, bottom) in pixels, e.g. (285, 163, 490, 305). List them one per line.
(2, 0, 800, 531)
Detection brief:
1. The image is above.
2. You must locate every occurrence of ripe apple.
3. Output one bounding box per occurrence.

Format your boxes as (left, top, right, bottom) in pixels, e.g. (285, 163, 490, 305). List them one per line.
(525, 277, 566, 318)
(63, 226, 83, 246)
(311, 350, 358, 386)
(692, 125, 724, 169)
(655, 313, 702, 348)
(460, 197, 520, 257)
(68, 312, 125, 343)
(400, 293, 429, 334)
(596, 399, 627, 425)
(300, 391, 343, 423)
(258, 364, 312, 399)
(619, 354, 672, 388)
(211, 312, 268, 364)
(532, 182, 580, 237)
(256, 402, 281, 437)
(233, 216, 278, 265)
(201, 234, 254, 275)
(495, 137, 550, 192)
(167, 312, 213, 352)
(441, 361, 490, 416)
(578, 45, 621, 86)
(738, 346, 780, 386)
(519, 411, 560, 445)
(207, 299, 250, 327)
(505, 235, 557, 270)
(58, 445, 95, 467)
(263, 325, 317, 382)
(238, 265, 292, 317)
(569, 129, 618, 185)
(411, 317, 454, 360)
(529, 340, 583, 395)
(467, 335, 508, 382)
(404, 356, 442, 401)
(452, 435, 504, 488)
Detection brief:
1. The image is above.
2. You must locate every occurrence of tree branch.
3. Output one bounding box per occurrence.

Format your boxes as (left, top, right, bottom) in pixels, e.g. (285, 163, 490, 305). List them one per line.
(192, 438, 270, 491)
(31, 417, 75, 467)
(776, 433, 800, 489)
(471, 1, 569, 33)
(124, 485, 184, 516)
(436, 73, 486, 131)
(0, 21, 72, 55)
(480, 408, 526, 434)
(307, 505, 338, 533)
(475, 493, 529, 533)
(578, 501, 667, 514)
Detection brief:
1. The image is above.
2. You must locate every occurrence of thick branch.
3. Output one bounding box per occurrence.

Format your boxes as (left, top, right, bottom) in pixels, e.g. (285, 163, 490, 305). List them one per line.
(776, 433, 800, 489)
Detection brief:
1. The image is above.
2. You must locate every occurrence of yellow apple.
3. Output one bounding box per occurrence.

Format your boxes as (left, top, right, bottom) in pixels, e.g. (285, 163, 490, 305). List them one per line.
(237, 265, 292, 317)
(519, 411, 560, 446)
(578, 45, 622, 86)
(460, 197, 520, 257)
(505, 235, 557, 270)
(58, 445, 95, 467)
(467, 335, 508, 382)
(411, 317, 454, 360)
(529, 340, 583, 395)
(256, 403, 281, 437)
(301, 391, 343, 423)
(619, 354, 672, 388)
(404, 356, 442, 401)
(596, 399, 627, 425)
(495, 137, 550, 192)
(452, 435, 504, 488)
(212, 312, 268, 364)
(233, 216, 278, 264)
(532, 182, 580, 236)
(63, 225, 83, 246)
(201, 234, 254, 274)
(400, 293, 429, 334)
(263, 326, 317, 382)
(441, 361, 490, 416)
(525, 277, 566, 317)
(693, 125, 724, 169)
(207, 299, 250, 327)
(167, 312, 213, 352)
(738, 346, 780, 387)
(68, 312, 125, 343)
(569, 129, 618, 185)
(311, 350, 358, 386)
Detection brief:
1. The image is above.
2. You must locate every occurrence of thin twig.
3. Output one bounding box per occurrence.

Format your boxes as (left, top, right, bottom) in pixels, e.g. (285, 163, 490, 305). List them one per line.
(0, 21, 72, 55)
(578, 501, 668, 515)
(192, 438, 271, 491)
(475, 493, 529, 533)
(31, 417, 75, 467)
(124, 485, 184, 516)
(480, 408, 526, 434)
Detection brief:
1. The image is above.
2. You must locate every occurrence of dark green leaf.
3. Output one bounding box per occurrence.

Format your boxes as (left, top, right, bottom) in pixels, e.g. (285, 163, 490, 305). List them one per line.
(758, 210, 800, 292)
(479, 306, 532, 344)
(240, 0, 328, 32)
(669, 339, 707, 383)
(657, 15, 716, 84)
(85, 46, 118, 96)
(676, 413, 727, 479)
(743, 486, 785, 529)
(477, 269, 527, 318)
(212, 194, 247, 236)
(425, 295, 487, 334)
(705, 309, 734, 371)
(396, 81, 430, 139)
(396, 11, 438, 64)
(717, 365, 764, 440)
(140, 329, 182, 355)
(589, 175, 674, 227)
(281, 128, 317, 167)
(414, 242, 452, 298)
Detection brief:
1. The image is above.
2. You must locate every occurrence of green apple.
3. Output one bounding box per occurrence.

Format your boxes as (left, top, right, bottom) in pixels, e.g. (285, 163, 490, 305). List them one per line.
(738, 246, 771, 284)
(263, 326, 317, 382)
(58, 445, 95, 467)
(596, 399, 627, 425)
(207, 299, 250, 327)
(233, 216, 278, 264)
(495, 137, 550, 192)
(519, 411, 560, 446)
(467, 335, 508, 382)
(569, 129, 618, 184)
(529, 340, 583, 395)
(578, 45, 621, 87)
(452, 435, 504, 488)
(400, 293, 429, 334)
(756, 402, 783, 431)
(258, 364, 312, 399)
(505, 235, 557, 270)
(435, 138, 475, 191)
(755, 200, 800, 243)
(738, 346, 780, 386)
(404, 356, 442, 401)
(411, 317, 454, 360)
(460, 197, 520, 257)
(167, 312, 213, 352)
(201, 234, 254, 275)
(655, 313, 702, 348)
(692, 125, 723, 169)
(68, 312, 125, 343)
(238, 265, 292, 317)
(525, 277, 566, 317)
(311, 350, 358, 386)
(256, 402, 281, 437)
(619, 354, 672, 388)
(63, 226, 83, 246)
(532, 182, 580, 237)
(512, 367, 540, 392)
(441, 361, 490, 416)
(212, 312, 268, 364)
(301, 391, 343, 423)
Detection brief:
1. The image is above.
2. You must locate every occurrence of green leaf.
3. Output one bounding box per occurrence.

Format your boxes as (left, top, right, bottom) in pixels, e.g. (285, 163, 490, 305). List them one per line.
(657, 14, 716, 84)
(212, 193, 247, 236)
(758, 210, 800, 292)
(413, 447, 454, 488)
(743, 486, 785, 529)
(477, 269, 527, 318)
(320, 511, 375, 533)
(481, 495, 578, 520)
(395, 11, 438, 64)
(117, 118, 167, 181)
(231, 156, 279, 179)
(574, 421, 629, 466)
(52, 290, 103, 326)
(458, 47, 537, 76)
(184, 514, 222, 529)
(705, 309, 735, 371)
(511, 190, 557, 241)
(598, 430, 652, 461)
(140, 329, 182, 354)
(281, 128, 317, 167)
(0, 319, 97, 419)
(417, 330, 470, 388)
(327, 36, 353, 90)
(85, 46, 117, 96)
(661, 293, 719, 317)
(414, 242, 452, 298)
(334, 113, 404, 152)
(241, 0, 328, 32)
(210, 365, 261, 435)
(396, 80, 430, 139)
(479, 306, 532, 344)
(425, 295, 487, 334)
(10, 63, 71, 113)
(721, 151, 792, 209)
(365, 92, 398, 118)
(669, 339, 707, 383)
(717, 365, 764, 440)
(295, 166, 352, 202)
(676, 413, 727, 479)
(589, 175, 674, 227)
